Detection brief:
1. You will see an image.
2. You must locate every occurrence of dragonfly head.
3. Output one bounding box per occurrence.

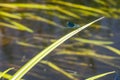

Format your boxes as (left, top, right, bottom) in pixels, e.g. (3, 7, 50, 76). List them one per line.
(67, 21, 75, 28)
(67, 21, 80, 28)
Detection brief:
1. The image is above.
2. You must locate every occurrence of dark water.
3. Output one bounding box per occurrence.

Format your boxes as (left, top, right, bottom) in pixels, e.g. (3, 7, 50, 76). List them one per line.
(0, 0, 120, 80)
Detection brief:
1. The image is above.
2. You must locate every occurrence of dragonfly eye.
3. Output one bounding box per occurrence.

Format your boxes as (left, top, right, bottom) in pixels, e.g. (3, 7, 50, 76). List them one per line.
(67, 22, 75, 28)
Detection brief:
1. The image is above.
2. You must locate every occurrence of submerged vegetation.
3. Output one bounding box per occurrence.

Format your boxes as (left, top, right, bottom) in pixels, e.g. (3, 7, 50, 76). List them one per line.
(0, 0, 120, 80)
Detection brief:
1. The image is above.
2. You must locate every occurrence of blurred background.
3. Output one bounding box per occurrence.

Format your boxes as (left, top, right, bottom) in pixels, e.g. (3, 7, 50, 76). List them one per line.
(0, 0, 120, 80)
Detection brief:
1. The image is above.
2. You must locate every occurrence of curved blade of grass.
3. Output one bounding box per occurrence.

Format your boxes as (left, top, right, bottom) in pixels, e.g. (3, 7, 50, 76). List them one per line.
(0, 22, 20, 29)
(56, 7, 79, 19)
(48, 0, 109, 16)
(86, 71, 115, 80)
(13, 3, 79, 18)
(94, 0, 108, 6)
(41, 60, 78, 80)
(0, 68, 14, 79)
(100, 45, 120, 55)
(0, 3, 79, 19)
(0, 71, 23, 80)
(74, 38, 113, 45)
(16, 41, 42, 49)
(10, 17, 104, 80)
(0, 11, 21, 19)
(73, 9, 99, 16)
(74, 37, 120, 56)
(0, 3, 55, 9)
(0, 72, 12, 79)
(3, 18, 33, 33)
(95, 57, 120, 69)
(0, 3, 19, 9)
(22, 13, 64, 28)
(45, 12, 70, 19)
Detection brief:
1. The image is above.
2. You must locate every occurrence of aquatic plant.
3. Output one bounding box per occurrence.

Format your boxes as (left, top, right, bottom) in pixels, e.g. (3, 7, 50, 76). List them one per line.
(0, 17, 104, 80)
(9, 17, 104, 80)
(0, 0, 120, 80)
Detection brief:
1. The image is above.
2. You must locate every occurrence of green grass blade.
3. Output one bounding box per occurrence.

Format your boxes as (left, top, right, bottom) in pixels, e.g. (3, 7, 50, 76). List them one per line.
(86, 71, 115, 80)
(0, 3, 54, 9)
(74, 38, 113, 45)
(0, 72, 12, 79)
(10, 17, 104, 80)
(0, 22, 20, 29)
(22, 13, 64, 28)
(16, 41, 42, 49)
(41, 60, 78, 80)
(3, 18, 34, 33)
(0, 68, 14, 79)
(0, 3, 79, 19)
(49, 0, 109, 16)
(0, 11, 21, 19)
(74, 38, 120, 56)
(101, 45, 120, 55)
(56, 7, 79, 18)
(45, 12, 70, 19)
(94, 0, 108, 6)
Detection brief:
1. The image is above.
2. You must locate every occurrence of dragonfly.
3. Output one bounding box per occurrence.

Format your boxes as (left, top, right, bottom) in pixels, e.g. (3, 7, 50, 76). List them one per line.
(66, 21, 80, 28)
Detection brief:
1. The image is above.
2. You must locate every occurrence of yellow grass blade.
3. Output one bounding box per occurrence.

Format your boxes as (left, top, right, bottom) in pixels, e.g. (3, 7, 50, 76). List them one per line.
(0, 3, 55, 9)
(101, 45, 120, 55)
(94, 0, 108, 6)
(16, 41, 42, 49)
(10, 17, 104, 80)
(74, 38, 113, 45)
(41, 60, 78, 80)
(0, 3, 79, 19)
(0, 11, 21, 19)
(0, 22, 19, 29)
(46, 12, 70, 19)
(86, 71, 115, 80)
(0, 72, 12, 79)
(3, 18, 33, 33)
(56, 7, 80, 18)
(22, 13, 64, 28)
(49, 0, 109, 16)
(0, 68, 14, 79)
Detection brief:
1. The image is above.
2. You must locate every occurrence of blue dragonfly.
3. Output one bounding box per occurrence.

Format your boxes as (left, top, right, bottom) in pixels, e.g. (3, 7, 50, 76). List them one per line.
(61, 21, 80, 33)
(66, 21, 80, 28)
(114, 72, 120, 80)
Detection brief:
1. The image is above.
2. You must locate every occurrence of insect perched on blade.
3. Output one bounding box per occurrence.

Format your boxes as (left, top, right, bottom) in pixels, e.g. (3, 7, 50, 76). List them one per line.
(67, 21, 80, 28)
